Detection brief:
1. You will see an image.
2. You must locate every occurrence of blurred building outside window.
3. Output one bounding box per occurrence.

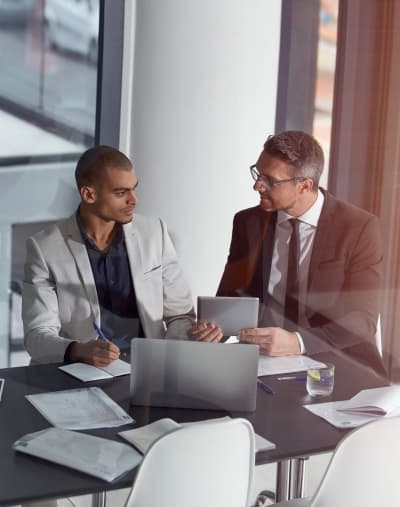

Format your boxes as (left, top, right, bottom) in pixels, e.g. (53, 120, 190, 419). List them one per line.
(313, 0, 338, 184)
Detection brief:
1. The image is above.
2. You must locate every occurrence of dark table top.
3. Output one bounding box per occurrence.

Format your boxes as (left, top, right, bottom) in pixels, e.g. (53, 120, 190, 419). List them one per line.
(0, 350, 388, 505)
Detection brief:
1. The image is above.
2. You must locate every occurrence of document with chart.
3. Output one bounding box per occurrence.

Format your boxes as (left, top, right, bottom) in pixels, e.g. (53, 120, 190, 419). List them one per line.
(13, 427, 142, 482)
(26, 387, 134, 430)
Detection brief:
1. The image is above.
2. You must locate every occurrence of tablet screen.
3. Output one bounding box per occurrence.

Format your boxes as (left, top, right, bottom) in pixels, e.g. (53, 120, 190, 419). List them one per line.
(197, 296, 259, 336)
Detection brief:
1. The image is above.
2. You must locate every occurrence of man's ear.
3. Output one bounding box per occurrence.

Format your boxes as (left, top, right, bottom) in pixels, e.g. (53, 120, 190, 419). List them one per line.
(80, 185, 96, 204)
(300, 178, 314, 193)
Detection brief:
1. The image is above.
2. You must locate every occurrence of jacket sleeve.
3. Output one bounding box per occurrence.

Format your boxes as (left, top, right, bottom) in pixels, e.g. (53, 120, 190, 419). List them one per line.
(22, 236, 74, 363)
(159, 219, 196, 338)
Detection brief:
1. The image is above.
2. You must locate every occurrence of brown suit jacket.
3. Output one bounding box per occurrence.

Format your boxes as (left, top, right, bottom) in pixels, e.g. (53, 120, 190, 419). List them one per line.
(217, 190, 386, 376)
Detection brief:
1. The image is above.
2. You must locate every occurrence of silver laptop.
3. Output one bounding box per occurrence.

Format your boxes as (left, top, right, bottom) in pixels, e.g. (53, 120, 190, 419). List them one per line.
(130, 338, 258, 412)
(197, 296, 259, 336)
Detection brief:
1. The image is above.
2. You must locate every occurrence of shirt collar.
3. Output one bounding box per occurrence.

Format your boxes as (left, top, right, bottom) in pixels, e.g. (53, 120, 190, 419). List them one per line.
(75, 208, 124, 250)
(277, 189, 324, 227)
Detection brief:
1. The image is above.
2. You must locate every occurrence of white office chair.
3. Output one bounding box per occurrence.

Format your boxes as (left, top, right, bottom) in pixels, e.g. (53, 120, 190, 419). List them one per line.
(123, 418, 255, 507)
(273, 415, 400, 506)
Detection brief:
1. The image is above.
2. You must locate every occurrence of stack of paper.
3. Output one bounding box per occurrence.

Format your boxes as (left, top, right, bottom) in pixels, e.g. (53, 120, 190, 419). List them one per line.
(119, 417, 276, 454)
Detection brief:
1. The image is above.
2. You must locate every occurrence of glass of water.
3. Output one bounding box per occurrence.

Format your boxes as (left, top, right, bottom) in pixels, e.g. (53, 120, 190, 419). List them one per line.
(306, 363, 335, 397)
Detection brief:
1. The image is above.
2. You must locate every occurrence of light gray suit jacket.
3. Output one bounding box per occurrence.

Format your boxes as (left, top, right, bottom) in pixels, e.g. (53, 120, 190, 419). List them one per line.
(22, 213, 195, 363)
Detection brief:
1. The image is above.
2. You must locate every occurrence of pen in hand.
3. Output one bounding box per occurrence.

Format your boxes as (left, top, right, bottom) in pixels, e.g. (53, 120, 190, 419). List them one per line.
(257, 379, 275, 395)
(92, 321, 109, 342)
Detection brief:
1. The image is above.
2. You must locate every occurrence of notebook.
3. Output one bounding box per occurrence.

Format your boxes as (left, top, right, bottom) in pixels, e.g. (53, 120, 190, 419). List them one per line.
(337, 386, 400, 416)
(130, 338, 259, 412)
(59, 359, 130, 382)
(119, 416, 276, 454)
(197, 296, 259, 336)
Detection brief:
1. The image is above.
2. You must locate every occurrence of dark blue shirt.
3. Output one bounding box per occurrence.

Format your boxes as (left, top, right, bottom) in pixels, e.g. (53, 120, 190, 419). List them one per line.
(76, 212, 144, 359)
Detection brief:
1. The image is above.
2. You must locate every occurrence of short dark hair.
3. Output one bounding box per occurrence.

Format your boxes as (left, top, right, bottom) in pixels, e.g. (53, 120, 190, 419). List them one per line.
(75, 145, 132, 189)
(263, 130, 324, 188)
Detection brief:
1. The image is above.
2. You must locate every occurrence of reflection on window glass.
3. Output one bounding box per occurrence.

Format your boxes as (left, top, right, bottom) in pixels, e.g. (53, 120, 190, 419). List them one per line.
(313, 0, 338, 184)
(0, 0, 99, 160)
(0, 0, 99, 368)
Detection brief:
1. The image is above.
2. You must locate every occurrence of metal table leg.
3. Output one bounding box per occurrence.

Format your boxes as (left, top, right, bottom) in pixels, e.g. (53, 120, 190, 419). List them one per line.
(275, 457, 309, 502)
(92, 492, 106, 507)
(276, 460, 291, 502)
(289, 457, 308, 498)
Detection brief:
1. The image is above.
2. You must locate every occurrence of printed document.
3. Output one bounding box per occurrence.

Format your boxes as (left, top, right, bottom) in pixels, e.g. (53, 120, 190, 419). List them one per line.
(258, 355, 326, 377)
(26, 387, 134, 430)
(13, 427, 142, 482)
(59, 360, 130, 382)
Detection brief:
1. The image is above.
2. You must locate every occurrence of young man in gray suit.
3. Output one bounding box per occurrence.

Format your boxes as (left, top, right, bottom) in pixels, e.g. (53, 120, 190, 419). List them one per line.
(22, 146, 195, 365)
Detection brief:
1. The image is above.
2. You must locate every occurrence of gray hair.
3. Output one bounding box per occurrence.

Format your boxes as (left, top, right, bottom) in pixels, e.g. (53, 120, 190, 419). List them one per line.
(263, 130, 324, 189)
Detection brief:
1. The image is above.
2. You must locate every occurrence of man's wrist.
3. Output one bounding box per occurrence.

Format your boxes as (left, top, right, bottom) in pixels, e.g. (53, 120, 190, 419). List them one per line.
(64, 341, 77, 362)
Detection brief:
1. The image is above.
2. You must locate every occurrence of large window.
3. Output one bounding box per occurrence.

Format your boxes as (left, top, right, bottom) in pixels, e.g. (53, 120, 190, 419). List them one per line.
(0, 0, 99, 162)
(313, 0, 338, 177)
(0, 0, 100, 367)
(276, 0, 338, 189)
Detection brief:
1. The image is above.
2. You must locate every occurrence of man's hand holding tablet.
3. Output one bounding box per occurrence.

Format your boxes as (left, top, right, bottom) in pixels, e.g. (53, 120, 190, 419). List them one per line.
(191, 296, 259, 343)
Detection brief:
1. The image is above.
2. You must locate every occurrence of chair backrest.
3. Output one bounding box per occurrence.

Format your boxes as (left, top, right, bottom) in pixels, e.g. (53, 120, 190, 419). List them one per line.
(311, 415, 400, 507)
(123, 418, 255, 507)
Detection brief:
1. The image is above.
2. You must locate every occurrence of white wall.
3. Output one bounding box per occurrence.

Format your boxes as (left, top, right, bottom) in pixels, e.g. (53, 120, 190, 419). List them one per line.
(121, 0, 282, 301)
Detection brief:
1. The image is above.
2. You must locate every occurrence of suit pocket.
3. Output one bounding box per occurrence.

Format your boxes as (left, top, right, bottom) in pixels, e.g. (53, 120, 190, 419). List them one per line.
(317, 259, 345, 269)
(142, 265, 162, 279)
(314, 260, 345, 289)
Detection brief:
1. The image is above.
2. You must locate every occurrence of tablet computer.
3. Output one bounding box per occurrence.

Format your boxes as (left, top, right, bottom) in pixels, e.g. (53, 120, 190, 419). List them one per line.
(197, 296, 259, 336)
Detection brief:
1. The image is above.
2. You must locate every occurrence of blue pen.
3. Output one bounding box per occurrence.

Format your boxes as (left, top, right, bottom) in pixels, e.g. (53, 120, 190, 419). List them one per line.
(277, 375, 307, 381)
(257, 379, 275, 395)
(92, 320, 108, 342)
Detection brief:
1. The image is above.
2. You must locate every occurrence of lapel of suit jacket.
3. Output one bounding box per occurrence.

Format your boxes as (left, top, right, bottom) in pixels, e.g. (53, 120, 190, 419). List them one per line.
(248, 209, 276, 301)
(122, 219, 142, 294)
(61, 214, 100, 323)
(307, 190, 336, 290)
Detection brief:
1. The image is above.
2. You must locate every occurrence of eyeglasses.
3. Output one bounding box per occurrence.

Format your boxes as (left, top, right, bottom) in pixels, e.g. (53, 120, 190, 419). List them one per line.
(250, 165, 306, 190)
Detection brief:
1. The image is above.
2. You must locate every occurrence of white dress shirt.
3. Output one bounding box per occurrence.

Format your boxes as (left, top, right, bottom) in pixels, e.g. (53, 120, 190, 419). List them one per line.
(267, 190, 325, 351)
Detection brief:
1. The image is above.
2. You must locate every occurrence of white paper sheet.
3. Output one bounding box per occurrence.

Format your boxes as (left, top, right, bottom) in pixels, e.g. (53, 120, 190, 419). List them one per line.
(26, 387, 134, 430)
(258, 355, 326, 377)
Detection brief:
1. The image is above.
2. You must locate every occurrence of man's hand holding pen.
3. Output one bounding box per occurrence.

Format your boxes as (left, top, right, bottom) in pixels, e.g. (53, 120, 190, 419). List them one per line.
(69, 340, 120, 367)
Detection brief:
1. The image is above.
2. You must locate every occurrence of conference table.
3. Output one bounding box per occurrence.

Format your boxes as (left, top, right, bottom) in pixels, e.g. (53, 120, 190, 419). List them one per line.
(0, 349, 388, 506)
